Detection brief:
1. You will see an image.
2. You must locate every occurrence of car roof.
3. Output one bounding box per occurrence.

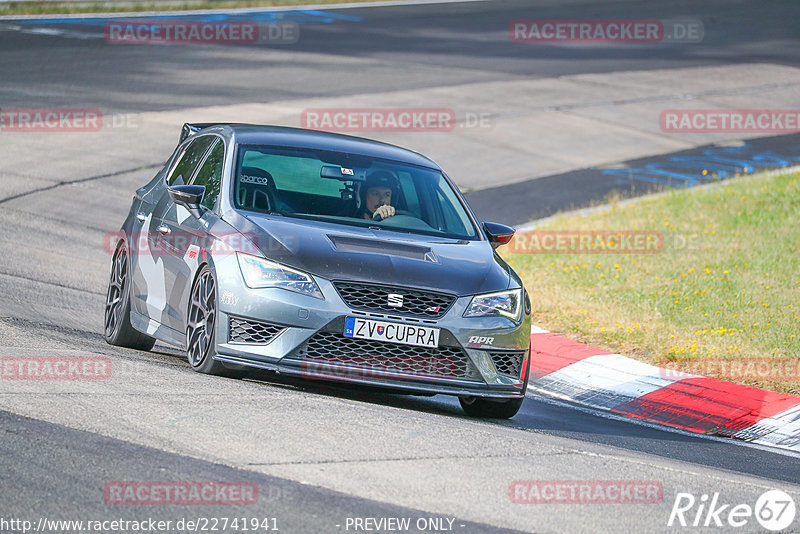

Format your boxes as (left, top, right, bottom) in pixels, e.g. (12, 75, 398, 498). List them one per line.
(198, 124, 442, 170)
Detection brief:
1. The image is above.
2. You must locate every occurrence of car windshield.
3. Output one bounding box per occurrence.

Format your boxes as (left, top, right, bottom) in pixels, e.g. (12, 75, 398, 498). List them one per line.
(233, 145, 479, 240)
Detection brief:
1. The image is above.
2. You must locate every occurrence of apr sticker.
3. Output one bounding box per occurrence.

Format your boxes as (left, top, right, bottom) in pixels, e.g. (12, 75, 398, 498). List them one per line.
(221, 290, 239, 307)
(467, 336, 495, 348)
(341, 167, 354, 175)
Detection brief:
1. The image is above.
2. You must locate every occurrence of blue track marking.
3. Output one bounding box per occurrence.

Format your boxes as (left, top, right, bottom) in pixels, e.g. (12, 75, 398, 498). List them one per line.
(15, 9, 362, 26)
(603, 143, 800, 188)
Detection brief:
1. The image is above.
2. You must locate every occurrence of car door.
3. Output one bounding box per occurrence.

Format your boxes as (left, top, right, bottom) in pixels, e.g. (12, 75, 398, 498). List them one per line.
(154, 135, 223, 333)
(129, 144, 188, 321)
(139, 134, 217, 333)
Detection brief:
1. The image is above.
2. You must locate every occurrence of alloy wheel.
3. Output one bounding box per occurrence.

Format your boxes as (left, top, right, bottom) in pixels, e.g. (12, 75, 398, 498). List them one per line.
(187, 269, 216, 367)
(104, 244, 127, 338)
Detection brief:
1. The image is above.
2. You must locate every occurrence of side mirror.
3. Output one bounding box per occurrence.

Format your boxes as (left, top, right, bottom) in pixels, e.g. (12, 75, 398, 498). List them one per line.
(483, 221, 515, 249)
(168, 185, 206, 218)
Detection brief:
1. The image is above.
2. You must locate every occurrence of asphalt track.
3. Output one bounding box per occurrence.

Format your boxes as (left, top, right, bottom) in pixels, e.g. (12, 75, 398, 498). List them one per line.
(1, 1, 800, 533)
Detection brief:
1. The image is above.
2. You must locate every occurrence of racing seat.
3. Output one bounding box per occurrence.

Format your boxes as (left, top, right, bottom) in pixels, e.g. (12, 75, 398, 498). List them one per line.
(237, 167, 279, 213)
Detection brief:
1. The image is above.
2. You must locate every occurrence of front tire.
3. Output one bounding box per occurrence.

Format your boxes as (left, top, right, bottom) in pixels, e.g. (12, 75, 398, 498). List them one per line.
(104, 241, 156, 351)
(459, 396, 524, 419)
(186, 265, 242, 378)
(460, 345, 530, 419)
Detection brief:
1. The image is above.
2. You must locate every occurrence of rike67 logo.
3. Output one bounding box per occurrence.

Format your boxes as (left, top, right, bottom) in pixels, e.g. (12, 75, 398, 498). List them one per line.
(668, 490, 796, 531)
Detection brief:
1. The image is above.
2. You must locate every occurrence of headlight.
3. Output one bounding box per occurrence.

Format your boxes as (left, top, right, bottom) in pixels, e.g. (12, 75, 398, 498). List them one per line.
(236, 252, 323, 300)
(463, 289, 522, 321)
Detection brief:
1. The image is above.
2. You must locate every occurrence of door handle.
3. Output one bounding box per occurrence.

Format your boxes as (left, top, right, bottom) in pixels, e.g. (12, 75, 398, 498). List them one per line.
(157, 224, 171, 235)
(136, 212, 146, 222)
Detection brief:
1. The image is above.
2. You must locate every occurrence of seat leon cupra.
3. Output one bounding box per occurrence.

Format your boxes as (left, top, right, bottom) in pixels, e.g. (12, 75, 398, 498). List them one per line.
(104, 124, 531, 418)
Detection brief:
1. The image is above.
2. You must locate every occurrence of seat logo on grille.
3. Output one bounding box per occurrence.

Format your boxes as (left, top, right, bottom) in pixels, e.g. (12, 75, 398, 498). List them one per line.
(387, 293, 404, 308)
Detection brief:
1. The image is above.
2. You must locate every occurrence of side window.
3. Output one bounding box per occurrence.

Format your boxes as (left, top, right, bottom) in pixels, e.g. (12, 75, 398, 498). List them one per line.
(435, 182, 472, 236)
(167, 135, 216, 187)
(192, 139, 224, 210)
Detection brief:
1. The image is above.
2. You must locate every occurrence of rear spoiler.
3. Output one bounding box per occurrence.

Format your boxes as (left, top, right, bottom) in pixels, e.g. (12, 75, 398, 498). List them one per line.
(179, 122, 224, 143)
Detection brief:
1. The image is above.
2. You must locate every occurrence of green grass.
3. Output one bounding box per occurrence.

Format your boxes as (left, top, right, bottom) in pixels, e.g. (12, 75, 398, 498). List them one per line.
(0, 0, 373, 16)
(504, 170, 800, 394)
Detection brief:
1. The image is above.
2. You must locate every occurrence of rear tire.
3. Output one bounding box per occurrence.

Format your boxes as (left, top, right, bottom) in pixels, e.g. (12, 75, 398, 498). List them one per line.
(104, 241, 157, 351)
(459, 396, 524, 419)
(186, 265, 244, 378)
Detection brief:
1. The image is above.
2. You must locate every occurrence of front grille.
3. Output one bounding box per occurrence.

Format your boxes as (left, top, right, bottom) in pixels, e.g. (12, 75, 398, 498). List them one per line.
(333, 281, 455, 319)
(291, 331, 480, 381)
(229, 316, 284, 344)
(489, 351, 525, 378)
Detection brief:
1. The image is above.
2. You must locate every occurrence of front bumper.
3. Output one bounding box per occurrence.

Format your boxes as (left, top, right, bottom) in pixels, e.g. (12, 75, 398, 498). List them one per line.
(213, 258, 530, 398)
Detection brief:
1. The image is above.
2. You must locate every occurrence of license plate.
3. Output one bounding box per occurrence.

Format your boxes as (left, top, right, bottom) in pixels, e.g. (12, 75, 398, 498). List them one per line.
(343, 317, 440, 348)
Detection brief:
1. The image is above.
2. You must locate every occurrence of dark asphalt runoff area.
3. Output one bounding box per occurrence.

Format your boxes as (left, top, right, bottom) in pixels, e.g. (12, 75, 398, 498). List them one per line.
(1, 0, 799, 112)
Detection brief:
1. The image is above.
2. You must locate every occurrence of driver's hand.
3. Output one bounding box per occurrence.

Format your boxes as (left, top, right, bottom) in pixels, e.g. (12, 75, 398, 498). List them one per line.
(373, 205, 395, 220)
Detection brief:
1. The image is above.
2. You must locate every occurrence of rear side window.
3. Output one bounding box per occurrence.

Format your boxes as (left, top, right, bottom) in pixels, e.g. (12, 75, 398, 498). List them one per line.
(167, 135, 216, 187)
(192, 139, 224, 210)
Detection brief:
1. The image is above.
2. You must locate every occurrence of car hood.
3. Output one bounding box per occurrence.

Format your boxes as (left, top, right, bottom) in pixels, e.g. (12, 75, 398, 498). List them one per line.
(228, 212, 511, 296)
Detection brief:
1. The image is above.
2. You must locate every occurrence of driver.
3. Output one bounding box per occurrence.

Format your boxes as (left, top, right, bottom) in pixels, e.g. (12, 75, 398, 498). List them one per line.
(358, 170, 399, 221)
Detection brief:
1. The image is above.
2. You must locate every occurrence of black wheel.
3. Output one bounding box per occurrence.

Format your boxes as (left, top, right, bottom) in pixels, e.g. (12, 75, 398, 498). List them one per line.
(104, 241, 157, 351)
(186, 265, 243, 378)
(459, 396, 525, 419)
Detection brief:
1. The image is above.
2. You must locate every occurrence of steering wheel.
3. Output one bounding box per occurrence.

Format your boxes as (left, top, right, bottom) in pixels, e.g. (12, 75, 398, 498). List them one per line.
(373, 209, 417, 222)
(372, 211, 436, 232)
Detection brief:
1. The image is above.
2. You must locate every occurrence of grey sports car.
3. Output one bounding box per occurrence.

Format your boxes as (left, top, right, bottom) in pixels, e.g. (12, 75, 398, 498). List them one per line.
(104, 123, 531, 418)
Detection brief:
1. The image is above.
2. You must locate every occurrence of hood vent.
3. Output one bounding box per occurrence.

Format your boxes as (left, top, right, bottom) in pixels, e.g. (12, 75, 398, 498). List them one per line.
(327, 235, 438, 263)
